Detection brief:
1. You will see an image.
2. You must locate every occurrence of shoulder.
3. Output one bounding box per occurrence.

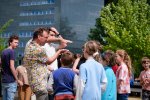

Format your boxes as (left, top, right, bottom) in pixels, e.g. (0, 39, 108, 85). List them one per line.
(140, 70, 145, 75)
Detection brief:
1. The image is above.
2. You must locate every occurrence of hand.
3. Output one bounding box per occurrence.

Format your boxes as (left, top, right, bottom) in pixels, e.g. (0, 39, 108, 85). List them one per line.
(17, 80, 23, 86)
(58, 49, 69, 54)
(60, 37, 73, 44)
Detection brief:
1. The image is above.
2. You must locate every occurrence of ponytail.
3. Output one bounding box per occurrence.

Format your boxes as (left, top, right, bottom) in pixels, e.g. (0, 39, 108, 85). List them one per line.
(124, 52, 132, 77)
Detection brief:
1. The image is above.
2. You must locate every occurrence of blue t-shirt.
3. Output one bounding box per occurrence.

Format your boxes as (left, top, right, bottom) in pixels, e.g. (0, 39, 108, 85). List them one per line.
(79, 59, 107, 100)
(102, 66, 116, 100)
(53, 67, 75, 95)
(1, 48, 15, 83)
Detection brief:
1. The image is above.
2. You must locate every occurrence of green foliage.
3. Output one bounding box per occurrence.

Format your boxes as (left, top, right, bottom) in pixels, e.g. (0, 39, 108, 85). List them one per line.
(0, 19, 14, 53)
(88, 18, 107, 45)
(89, 0, 150, 77)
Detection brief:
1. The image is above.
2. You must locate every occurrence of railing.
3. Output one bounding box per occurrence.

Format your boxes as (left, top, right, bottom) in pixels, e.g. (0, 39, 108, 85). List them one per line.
(131, 80, 142, 98)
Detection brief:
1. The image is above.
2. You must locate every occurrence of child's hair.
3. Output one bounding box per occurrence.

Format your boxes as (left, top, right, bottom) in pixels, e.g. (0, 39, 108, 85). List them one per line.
(141, 57, 149, 64)
(84, 40, 102, 62)
(101, 50, 116, 67)
(61, 51, 74, 67)
(116, 49, 132, 77)
(8, 35, 19, 46)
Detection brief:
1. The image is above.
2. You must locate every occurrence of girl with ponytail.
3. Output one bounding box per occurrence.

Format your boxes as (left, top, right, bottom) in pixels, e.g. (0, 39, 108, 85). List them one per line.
(115, 49, 132, 100)
(76, 41, 107, 100)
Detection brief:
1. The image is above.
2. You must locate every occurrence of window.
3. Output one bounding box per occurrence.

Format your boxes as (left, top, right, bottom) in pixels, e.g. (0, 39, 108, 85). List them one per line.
(20, 0, 55, 7)
(19, 20, 54, 26)
(20, 9, 55, 16)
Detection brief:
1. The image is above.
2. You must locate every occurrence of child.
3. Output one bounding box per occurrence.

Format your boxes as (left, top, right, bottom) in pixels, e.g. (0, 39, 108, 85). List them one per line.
(16, 65, 32, 100)
(101, 50, 116, 100)
(76, 41, 107, 100)
(139, 57, 150, 100)
(115, 50, 132, 100)
(47, 51, 78, 100)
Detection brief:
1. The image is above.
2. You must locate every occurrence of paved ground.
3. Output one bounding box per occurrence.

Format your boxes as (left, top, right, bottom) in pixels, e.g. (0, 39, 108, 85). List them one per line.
(129, 96, 141, 100)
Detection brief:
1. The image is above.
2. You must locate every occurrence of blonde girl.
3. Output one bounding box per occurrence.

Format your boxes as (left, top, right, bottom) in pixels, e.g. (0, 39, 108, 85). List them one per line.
(115, 49, 131, 100)
(76, 40, 107, 100)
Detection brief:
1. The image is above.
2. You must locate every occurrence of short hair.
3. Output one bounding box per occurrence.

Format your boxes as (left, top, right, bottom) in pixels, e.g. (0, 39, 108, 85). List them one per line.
(8, 35, 19, 46)
(61, 51, 74, 67)
(33, 27, 48, 40)
(141, 57, 149, 63)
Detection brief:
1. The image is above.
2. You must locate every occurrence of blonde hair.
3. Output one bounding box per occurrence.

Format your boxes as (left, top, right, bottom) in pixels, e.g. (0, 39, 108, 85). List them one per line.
(84, 40, 102, 62)
(116, 49, 132, 77)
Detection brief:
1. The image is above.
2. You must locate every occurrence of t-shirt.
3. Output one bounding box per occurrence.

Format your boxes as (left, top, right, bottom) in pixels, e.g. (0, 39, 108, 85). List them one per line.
(43, 43, 58, 70)
(79, 58, 107, 100)
(116, 63, 130, 94)
(53, 67, 75, 95)
(1, 48, 15, 83)
(139, 70, 150, 91)
(102, 66, 116, 100)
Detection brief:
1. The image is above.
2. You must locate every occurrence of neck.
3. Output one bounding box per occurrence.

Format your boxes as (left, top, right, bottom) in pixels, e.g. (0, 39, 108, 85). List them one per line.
(34, 39, 41, 46)
(87, 56, 93, 60)
(8, 46, 13, 49)
(145, 68, 150, 71)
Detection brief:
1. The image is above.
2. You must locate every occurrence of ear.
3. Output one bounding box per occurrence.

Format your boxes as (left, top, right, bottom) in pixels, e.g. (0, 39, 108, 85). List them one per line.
(37, 35, 41, 39)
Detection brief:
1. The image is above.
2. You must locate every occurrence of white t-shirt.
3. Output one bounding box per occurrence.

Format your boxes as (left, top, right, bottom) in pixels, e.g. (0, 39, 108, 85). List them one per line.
(43, 43, 58, 70)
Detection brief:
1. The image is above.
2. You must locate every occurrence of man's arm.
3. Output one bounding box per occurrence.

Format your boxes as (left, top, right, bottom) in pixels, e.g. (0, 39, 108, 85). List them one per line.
(46, 49, 69, 64)
(10, 60, 23, 86)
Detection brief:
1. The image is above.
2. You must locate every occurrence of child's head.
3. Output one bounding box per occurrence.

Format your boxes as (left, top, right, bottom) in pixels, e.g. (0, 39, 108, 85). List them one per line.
(83, 40, 102, 62)
(60, 51, 74, 67)
(101, 50, 116, 67)
(141, 57, 150, 70)
(115, 49, 132, 76)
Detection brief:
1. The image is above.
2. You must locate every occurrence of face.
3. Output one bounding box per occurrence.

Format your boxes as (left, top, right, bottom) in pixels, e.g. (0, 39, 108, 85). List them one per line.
(47, 30, 58, 42)
(39, 31, 49, 46)
(49, 31, 56, 38)
(10, 39, 19, 49)
(115, 53, 122, 65)
(142, 59, 150, 70)
(82, 47, 88, 59)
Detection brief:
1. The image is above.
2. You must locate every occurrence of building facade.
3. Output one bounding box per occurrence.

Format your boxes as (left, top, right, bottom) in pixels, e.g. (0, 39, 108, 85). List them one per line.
(0, 0, 104, 65)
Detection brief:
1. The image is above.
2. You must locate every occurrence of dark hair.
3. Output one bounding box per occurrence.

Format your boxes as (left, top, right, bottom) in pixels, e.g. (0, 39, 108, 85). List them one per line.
(8, 35, 19, 46)
(101, 50, 116, 67)
(33, 27, 48, 40)
(61, 51, 74, 67)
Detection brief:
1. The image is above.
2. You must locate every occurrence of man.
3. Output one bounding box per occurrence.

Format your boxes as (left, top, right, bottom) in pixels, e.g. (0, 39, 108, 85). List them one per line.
(23, 27, 67, 100)
(44, 27, 72, 71)
(1, 35, 22, 100)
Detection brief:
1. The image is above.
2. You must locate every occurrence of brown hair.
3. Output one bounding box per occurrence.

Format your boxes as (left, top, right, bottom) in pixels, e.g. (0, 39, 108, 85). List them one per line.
(61, 51, 74, 67)
(116, 49, 132, 77)
(141, 57, 149, 63)
(33, 27, 48, 40)
(84, 40, 102, 62)
(8, 35, 19, 46)
(102, 50, 116, 67)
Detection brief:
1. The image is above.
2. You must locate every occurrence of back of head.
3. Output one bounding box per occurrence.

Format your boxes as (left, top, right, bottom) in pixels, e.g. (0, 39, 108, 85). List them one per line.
(33, 27, 48, 40)
(8, 35, 19, 46)
(84, 40, 102, 62)
(61, 51, 74, 67)
(102, 50, 116, 67)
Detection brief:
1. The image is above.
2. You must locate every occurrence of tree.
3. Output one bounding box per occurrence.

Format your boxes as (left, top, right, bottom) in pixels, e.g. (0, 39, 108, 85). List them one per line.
(0, 19, 14, 53)
(89, 0, 150, 77)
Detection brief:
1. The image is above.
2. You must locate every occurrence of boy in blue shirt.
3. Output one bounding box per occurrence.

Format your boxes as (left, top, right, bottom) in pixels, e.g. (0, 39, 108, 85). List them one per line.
(47, 51, 77, 100)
